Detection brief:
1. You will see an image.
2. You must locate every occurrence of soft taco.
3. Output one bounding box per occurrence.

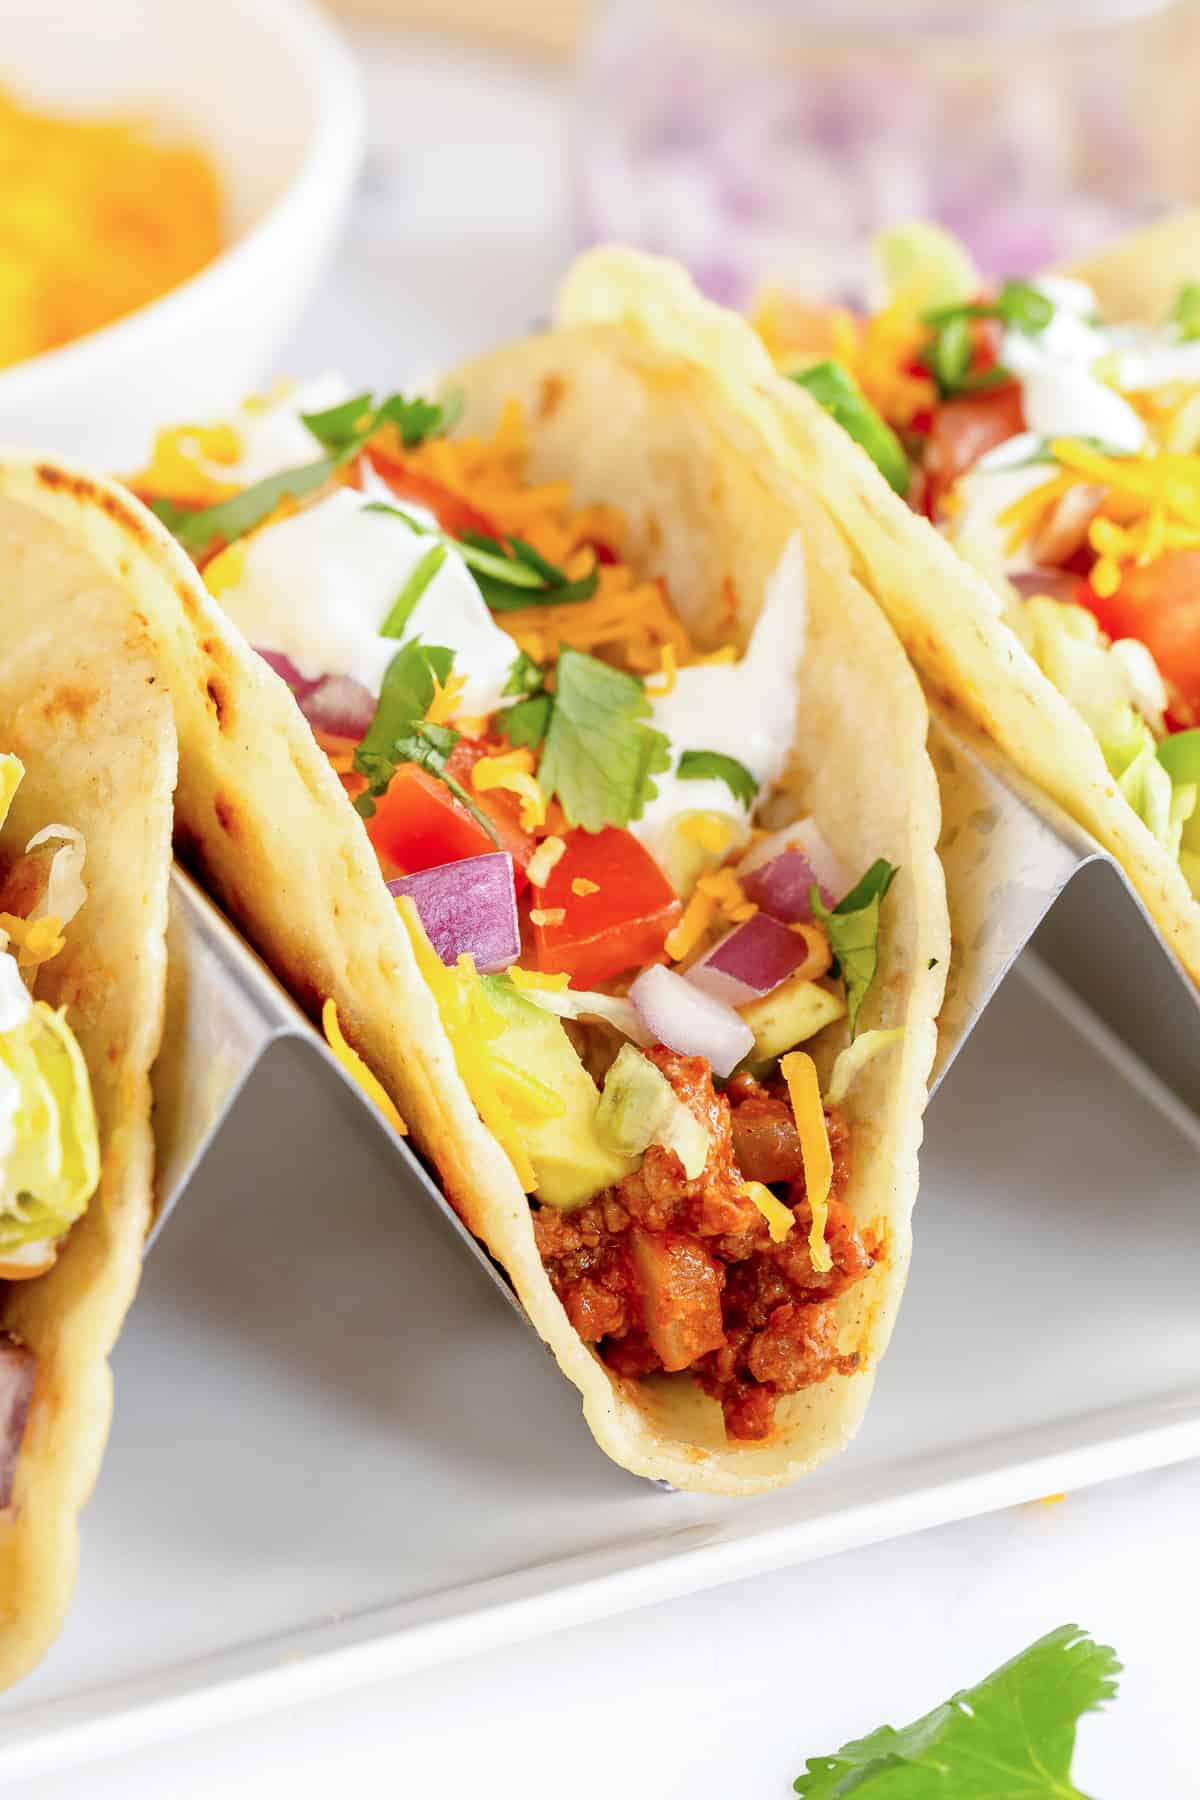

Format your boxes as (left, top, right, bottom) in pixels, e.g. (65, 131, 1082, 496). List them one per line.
(729, 214, 1200, 983)
(0, 506, 174, 1685)
(0, 257, 946, 1493)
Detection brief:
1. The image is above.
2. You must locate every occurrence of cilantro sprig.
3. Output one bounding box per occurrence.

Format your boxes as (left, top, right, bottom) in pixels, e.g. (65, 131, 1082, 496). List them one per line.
(794, 1623, 1121, 1798)
(363, 507, 598, 615)
(151, 389, 460, 561)
(536, 648, 670, 832)
(812, 858, 898, 1035)
(498, 651, 553, 749)
(676, 749, 759, 808)
(351, 639, 498, 847)
(461, 531, 600, 612)
(918, 279, 1053, 401)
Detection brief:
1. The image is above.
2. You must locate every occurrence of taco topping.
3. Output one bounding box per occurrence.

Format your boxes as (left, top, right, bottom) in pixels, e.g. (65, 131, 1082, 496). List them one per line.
(0, 756, 101, 1293)
(754, 225, 1200, 900)
(140, 383, 903, 1442)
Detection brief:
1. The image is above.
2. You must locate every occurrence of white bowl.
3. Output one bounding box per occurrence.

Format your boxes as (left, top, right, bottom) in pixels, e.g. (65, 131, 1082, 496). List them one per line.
(0, 0, 364, 465)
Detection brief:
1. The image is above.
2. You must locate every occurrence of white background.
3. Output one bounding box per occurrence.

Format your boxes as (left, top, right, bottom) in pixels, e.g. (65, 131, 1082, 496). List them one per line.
(14, 28, 1200, 1798)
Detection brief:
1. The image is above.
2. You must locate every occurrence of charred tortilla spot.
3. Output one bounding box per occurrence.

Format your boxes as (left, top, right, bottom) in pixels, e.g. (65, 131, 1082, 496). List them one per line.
(538, 373, 566, 420)
(40, 684, 95, 725)
(205, 675, 227, 726)
(213, 792, 239, 839)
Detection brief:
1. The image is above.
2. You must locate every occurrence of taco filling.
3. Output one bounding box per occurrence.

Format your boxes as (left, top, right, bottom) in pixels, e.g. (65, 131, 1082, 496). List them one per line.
(136, 384, 905, 1441)
(754, 224, 1200, 901)
(0, 752, 101, 1500)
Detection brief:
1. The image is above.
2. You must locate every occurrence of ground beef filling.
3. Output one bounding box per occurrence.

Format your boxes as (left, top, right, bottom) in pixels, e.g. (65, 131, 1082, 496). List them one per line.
(532, 1050, 876, 1443)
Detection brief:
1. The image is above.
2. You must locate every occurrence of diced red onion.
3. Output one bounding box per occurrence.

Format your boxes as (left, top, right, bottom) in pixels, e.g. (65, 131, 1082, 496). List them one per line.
(0, 1334, 35, 1510)
(630, 963, 753, 1078)
(738, 820, 846, 921)
(387, 853, 519, 973)
(685, 912, 812, 1008)
(255, 651, 377, 740)
(1009, 569, 1087, 605)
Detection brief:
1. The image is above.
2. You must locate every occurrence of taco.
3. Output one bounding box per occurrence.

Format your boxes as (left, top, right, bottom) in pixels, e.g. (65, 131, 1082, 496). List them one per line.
(0, 501, 174, 1685)
(733, 215, 1200, 983)
(0, 258, 946, 1493)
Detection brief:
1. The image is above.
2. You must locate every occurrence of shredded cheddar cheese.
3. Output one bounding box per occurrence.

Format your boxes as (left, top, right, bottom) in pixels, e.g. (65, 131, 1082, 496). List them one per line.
(680, 813, 734, 855)
(526, 836, 566, 888)
(507, 966, 569, 993)
(697, 868, 756, 922)
(0, 912, 64, 969)
(570, 878, 599, 897)
(740, 1179, 795, 1243)
(203, 539, 248, 598)
(0, 86, 222, 371)
(471, 749, 546, 831)
(321, 999, 407, 1135)
(999, 437, 1200, 596)
(780, 1050, 834, 1274)
(425, 668, 468, 727)
(644, 643, 678, 697)
(529, 907, 565, 927)
(665, 888, 716, 961)
(396, 902, 536, 1189)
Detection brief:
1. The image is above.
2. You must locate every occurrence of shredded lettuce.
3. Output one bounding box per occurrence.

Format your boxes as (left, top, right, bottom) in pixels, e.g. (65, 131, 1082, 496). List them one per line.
(24, 825, 87, 927)
(0, 993, 100, 1255)
(498, 977, 651, 1046)
(1012, 595, 1198, 857)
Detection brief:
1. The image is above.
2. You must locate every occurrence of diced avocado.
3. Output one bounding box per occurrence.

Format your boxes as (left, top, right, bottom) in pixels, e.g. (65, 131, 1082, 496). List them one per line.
(738, 977, 845, 1063)
(482, 977, 637, 1209)
(596, 1044, 709, 1178)
(656, 811, 745, 900)
(874, 220, 979, 310)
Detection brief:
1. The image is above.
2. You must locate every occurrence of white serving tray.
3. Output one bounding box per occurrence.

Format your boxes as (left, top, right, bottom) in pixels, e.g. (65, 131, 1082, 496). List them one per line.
(0, 953, 1197, 1779)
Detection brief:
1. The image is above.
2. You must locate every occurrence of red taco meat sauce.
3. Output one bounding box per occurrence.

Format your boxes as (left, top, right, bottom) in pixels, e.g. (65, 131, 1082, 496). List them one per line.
(532, 1053, 875, 1442)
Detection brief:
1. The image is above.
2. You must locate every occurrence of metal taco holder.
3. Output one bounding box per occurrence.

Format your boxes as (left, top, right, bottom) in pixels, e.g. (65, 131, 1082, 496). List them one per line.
(147, 706, 1200, 1322)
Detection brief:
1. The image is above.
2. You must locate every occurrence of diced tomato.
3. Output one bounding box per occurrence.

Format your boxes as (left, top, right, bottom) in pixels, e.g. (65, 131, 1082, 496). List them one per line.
(1080, 551, 1200, 722)
(364, 446, 499, 541)
(365, 736, 535, 883)
(531, 826, 681, 988)
(445, 738, 537, 874)
(366, 764, 497, 875)
(924, 381, 1025, 513)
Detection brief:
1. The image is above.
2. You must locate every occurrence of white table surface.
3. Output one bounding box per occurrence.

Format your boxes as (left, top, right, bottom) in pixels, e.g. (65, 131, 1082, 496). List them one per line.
(16, 28, 1200, 1798)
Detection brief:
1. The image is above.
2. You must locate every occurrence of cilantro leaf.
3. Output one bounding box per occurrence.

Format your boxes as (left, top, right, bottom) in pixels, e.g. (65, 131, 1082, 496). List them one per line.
(379, 543, 447, 639)
(463, 530, 599, 612)
(794, 1623, 1121, 1798)
(918, 279, 1053, 400)
(812, 858, 898, 1035)
(1172, 280, 1200, 341)
(157, 390, 457, 561)
(301, 388, 459, 452)
(676, 749, 759, 808)
(154, 456, 346, 558)
(352, 640, 453, 815)
(388, 722, 501, 848)
(538, 648, 670, 831)
(498, 651, 553, 747)
(502, 650, 545, 699)
(499, 693, 553, 749)
(791, 361, 911, 496)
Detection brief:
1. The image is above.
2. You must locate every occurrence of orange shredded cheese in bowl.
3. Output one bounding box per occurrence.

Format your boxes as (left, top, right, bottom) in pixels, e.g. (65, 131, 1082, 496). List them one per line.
(0, 85, 223, 370)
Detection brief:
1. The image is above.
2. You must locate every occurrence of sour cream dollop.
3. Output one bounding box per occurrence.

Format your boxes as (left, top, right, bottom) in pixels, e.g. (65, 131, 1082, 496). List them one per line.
(211, 488, 517, 718)
(633, 534, 807, 868)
